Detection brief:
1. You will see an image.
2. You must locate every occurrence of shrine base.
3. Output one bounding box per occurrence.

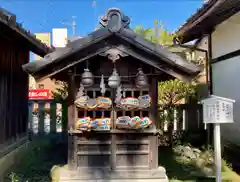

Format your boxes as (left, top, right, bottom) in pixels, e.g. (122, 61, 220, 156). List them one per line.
(55, 167, 168, 182)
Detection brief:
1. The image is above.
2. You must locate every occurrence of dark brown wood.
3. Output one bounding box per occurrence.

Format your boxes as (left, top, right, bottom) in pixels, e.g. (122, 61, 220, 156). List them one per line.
(63, 56, 156, 171)
(0, 37, 29, 146)
(149, 74, 158, 169)
(111, 90, 117, 170)
(50, 101, 57, 133)
(0, 8, 53, 161)
(115, 43, 193, 82)
(67, 70, 76, 130)
(0, 8, 52, 57)
(99, 47, 128, 63)
(149, 74, 158, 125)
(67, 69, 77, 170)
(73, 57, 159, 170)
(38, 102, 45, 135)
(76, 133, 111, 168)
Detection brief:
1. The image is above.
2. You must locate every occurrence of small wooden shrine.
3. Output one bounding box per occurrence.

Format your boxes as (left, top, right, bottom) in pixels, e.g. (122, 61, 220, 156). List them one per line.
(23, 8, 200, 182)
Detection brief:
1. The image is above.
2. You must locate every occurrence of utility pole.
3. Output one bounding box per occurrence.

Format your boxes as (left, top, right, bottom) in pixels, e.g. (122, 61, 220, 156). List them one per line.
(92, 0, 97, 29)
(61, 16, 77, 35)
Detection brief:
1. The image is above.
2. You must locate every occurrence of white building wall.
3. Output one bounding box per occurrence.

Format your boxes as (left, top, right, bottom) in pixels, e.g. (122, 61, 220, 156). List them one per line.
(211, 12, 240, 144)
(212, 57, 240, 144)
(212, 12, 240, 59)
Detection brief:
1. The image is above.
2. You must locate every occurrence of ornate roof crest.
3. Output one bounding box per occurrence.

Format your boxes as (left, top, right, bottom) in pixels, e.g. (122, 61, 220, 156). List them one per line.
(100, 8, 130, 33)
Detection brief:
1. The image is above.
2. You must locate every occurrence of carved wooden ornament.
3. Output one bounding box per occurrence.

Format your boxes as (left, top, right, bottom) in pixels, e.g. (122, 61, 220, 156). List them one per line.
(99, 48, 128, 63)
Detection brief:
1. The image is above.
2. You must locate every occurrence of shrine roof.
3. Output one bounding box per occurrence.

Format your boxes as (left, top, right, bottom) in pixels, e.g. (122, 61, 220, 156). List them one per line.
(175, 0, 240, 44)
(0, 7, 53, 56)
(22, 8, 201, 81)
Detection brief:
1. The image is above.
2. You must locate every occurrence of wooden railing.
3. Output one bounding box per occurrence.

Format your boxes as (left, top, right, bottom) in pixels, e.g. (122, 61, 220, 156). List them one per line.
(157, 104, 205, 132)
(157, 104, 206, 146)
(28, 100, 205, 135)
(28, 100, 63, 135)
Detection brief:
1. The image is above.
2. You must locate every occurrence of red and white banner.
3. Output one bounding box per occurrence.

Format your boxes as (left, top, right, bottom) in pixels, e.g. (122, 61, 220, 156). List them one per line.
(29, 89, 50, 99)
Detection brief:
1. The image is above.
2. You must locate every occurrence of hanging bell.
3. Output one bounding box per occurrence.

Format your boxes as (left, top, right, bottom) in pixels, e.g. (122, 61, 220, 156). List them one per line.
(81, 68, 94, 87)
(136, 68, 148, 88)
(108, 68, 121, 88)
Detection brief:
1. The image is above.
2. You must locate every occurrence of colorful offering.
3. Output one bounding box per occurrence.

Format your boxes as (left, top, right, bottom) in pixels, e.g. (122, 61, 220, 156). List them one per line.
(76, 117, 91, 131)
(86, 98, 98, 110)
(74, 96, 89, 109)
(88, 120, 99, 129)
(93, 118, 111, 126)
(118, 97, 139, 110)
(135, 117, 152, 129)
(94, 125, 111, 131)
(96, 97, 112, 109)
(92, 118, 111, 131)
(129, 116, 141, 129)
(76, 117, 111, 131)
(116, 116, 131, 129)
(138, 94, 152, 109)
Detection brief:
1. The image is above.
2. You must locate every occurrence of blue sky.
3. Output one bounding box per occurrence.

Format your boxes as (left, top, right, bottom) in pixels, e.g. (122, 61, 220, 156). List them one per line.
(1, 0, 203, 60)
(1, 0, 203, 35)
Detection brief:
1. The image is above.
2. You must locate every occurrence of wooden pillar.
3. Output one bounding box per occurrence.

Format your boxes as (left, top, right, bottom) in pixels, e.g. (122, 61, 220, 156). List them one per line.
(67, 69, 77, 170)
(150, 76, 158, 125)
(111, 89, 116, 170)
(38, 102, 45, 135)
(149, 75, 158, 169)
(50, 101, 57, 133)
(28, 101, 33, 140)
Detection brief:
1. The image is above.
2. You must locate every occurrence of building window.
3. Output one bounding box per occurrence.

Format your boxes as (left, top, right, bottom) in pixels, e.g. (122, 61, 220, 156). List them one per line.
(38, 84, 44, 89)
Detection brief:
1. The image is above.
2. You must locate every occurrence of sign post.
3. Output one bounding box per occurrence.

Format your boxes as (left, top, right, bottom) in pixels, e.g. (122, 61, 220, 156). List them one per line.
(201, 95, 235, 182)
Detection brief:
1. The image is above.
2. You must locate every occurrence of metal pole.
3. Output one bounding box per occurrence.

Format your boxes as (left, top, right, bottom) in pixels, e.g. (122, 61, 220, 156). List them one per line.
(92, 0, 97, 28)
(72, 16, 76, 35)
(214, 123, 221, 182)
(60, 16, 76, 36)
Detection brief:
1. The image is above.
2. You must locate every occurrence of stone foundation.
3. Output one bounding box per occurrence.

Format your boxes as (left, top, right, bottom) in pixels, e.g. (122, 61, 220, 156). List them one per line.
(53, 166, 168, 182)
(0, 137, 29, 180)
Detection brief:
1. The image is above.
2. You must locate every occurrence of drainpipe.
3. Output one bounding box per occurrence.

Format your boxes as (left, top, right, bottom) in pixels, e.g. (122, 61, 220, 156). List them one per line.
(172, 37, 213, 147)
(208, 34, 213, 94)
(207, 33, 214, 148)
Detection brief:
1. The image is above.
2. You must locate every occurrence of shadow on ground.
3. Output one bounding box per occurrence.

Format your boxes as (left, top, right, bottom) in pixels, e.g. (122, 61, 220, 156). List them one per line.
(4, 135, 239, 182)
(223, 142, 240, 175)
(4, 134, 68, 182)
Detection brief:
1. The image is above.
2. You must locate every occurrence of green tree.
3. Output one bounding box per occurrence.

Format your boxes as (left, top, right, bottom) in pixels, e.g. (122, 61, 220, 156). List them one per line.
(135, 20, 198, 105)
(52, 81, 68, 134)
(135, 20, 199, 104)
(135, 20, 175, 46)
(52, 81, 68, 102)
(135, 20, 199, 146)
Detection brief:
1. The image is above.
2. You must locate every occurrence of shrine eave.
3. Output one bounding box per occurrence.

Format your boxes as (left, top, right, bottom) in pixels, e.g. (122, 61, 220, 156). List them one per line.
(22, 8, 201, 81)
(0, 8, 53, 56)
